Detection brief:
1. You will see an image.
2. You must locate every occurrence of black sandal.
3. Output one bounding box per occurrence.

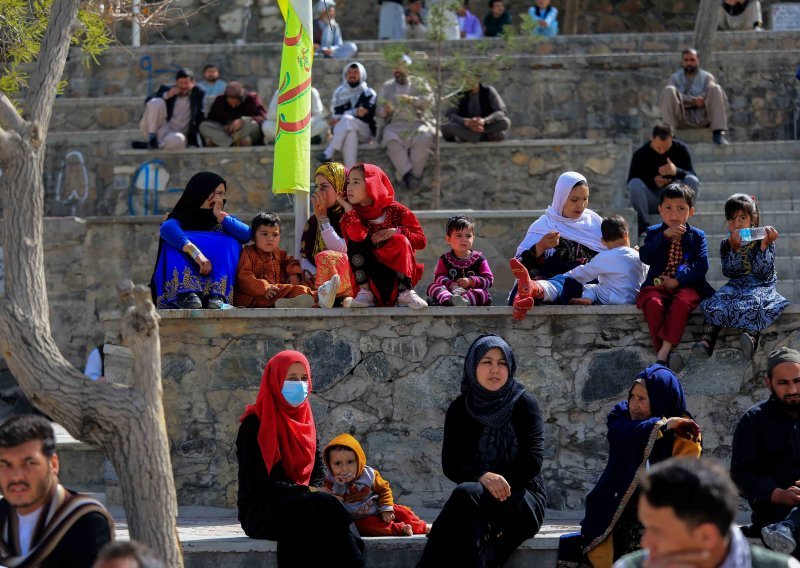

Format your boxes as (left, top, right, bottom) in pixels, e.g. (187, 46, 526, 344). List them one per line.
(740, 331, 760, 361)
(692, 323, 721, 358)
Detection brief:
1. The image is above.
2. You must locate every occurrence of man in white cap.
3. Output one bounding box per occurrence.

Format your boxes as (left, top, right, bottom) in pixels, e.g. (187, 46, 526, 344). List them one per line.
(316, 61, 377, 168)
(377, 54, 435, 190)
(731, 346, 800, 559)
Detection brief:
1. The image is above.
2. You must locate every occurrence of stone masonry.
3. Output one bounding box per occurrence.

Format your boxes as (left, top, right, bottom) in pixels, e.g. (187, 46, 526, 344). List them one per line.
(113, 0, 788, 44)
(100, 306, 800, 510)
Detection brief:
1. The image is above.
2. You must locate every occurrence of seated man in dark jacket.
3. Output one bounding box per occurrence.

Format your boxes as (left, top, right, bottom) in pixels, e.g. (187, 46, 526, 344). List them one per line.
(627, 123, 700, 235)
(199, 81, 268, 147)
(440, 80, 511, 143)
(731, 347, 800, 559)
(133, 67, 205, 150)
(0, 415, 114, 567)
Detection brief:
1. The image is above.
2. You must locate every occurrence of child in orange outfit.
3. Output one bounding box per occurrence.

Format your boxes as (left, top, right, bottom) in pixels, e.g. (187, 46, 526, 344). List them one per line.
(321, 433, 429, 537)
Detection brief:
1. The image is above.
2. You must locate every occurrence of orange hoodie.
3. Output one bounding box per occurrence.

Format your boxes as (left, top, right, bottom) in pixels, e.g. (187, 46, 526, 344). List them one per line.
(323, 433, 394, 519)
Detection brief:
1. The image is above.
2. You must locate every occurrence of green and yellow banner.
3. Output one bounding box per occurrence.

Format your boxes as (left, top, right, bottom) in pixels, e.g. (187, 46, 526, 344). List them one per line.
(272, 0, 314, 194)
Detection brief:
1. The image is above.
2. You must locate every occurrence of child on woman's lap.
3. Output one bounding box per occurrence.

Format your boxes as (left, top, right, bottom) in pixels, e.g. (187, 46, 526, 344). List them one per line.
(427, 215, 493, 306)
(339, 164, 428, 308)
(321, 434, 429, 537)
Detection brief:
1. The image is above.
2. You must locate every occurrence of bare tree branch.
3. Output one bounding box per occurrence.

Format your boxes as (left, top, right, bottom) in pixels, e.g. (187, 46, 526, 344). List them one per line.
(0, 129, 19, 163)
(24, 0, 81, 131)
(0, 94, 25, 135)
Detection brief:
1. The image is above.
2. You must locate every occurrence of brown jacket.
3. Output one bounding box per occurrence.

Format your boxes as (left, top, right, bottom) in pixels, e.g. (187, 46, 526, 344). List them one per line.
(234, 245, 302, 307)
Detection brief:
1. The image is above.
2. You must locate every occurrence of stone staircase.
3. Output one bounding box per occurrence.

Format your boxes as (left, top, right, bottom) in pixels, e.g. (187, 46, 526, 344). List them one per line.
(9, 28, 799, 566)
(682, 140, 800, 302)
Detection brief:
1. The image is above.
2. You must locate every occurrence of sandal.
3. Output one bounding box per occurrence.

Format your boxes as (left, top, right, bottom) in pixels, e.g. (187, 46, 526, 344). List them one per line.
(691, 323, 721, 359)
(740, 331, 759, 361)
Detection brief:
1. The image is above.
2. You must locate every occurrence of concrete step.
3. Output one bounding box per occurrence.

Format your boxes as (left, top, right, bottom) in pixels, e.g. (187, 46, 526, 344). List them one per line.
(695, 181, 799, 203)
(697, 160, 799, 182)
(694, 199, 799, 213)
(689, 140, 800, 163)
(51, 97, 141, 132)
(109, 507, 574, 568)
(53, 423, 105, 489)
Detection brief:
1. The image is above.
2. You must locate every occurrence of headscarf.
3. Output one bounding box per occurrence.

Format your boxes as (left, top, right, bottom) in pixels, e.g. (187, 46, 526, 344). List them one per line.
(350, 163, 397, 220)
(460, 335, 526, 428)
(625, 363, 687, 419)
(514, 171, 606, 256)
(331, 61, 371, 115)
(240, 350, 317, 485)
(168, 171, 227, 231)
(312, 162, 346, 253)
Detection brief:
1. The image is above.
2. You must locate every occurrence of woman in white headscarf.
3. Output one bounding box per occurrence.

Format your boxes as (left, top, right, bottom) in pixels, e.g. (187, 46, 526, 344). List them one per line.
(508, 171, 606, 315)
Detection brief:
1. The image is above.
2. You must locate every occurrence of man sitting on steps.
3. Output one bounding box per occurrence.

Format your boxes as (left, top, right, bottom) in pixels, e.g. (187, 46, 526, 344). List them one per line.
(659, 48, 730, 146)
(199, 82, 267, 148)
(132, 68, 205, 150)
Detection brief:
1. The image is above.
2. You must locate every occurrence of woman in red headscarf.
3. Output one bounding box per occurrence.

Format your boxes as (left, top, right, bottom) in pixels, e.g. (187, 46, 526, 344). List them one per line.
(338, 163, 428, 308)
(237, 350, 365, 567)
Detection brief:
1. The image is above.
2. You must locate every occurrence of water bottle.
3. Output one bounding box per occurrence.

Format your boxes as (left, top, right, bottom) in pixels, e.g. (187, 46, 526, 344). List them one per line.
(738, 227, 767, 242)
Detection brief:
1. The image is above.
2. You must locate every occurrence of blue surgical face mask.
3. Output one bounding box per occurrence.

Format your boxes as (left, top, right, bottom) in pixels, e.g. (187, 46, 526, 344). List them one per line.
(282, 380, 309, 407)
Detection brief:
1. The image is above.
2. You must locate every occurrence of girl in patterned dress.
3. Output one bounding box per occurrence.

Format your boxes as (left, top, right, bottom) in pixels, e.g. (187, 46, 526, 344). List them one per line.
(692, 193, 789, 360)
(427, 215, 494, 306)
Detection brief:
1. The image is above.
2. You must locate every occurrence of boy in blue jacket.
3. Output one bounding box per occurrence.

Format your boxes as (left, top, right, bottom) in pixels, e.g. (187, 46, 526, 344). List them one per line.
(637, 183, 714, 372)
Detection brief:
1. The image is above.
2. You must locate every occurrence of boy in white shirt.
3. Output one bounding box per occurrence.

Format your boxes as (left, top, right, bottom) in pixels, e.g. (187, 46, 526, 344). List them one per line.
(515, 215, 647, 314)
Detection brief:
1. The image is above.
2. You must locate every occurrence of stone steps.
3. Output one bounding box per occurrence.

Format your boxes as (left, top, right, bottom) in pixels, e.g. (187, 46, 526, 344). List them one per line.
(688, 140, 800, 162)
(51, 97, 142, 132)
(695, 181, 799, 203)
(43, 134, 631, 217)
(51, 40, 799, 141)
(696, 160, 799, 182)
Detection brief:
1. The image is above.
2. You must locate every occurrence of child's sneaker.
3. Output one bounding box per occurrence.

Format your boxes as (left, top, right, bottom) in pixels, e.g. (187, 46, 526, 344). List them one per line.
(316, 275, 340, 308)
(275, 295, 315, 308)
(397, 289, 428, 309)
(347, 288, 375, 308)
(449, 294, 469, 307)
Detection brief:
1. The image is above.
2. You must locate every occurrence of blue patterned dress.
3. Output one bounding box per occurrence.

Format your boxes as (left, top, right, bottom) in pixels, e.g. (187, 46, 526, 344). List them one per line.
(700, 240, 789, 333)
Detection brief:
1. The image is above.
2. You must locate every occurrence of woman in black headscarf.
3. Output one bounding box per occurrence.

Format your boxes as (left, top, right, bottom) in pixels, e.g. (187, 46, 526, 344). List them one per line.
(150, 171, 252, 309)
(417, 335, 547, 568)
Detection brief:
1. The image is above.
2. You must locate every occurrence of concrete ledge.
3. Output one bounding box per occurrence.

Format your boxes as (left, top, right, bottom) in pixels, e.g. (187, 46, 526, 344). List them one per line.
(101, 305, 800, 510)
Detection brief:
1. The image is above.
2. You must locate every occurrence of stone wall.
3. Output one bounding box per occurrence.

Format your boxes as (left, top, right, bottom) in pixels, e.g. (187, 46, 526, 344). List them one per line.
(112, 0, 788, 44)
(100, 306, 800, 509)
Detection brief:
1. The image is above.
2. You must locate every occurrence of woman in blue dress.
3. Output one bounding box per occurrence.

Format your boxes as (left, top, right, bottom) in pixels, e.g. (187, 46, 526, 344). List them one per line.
(556, 364, 702, 568)
(692, 194, 789, 360)
(150, 171, 252, 309)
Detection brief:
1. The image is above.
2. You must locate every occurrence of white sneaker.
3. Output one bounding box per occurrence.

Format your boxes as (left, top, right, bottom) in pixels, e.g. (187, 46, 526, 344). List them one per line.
(397, 289, 428, 309)
(316, 275, 340, 308)
(275, 295, 315, 308)
(347, 288, 375, 308)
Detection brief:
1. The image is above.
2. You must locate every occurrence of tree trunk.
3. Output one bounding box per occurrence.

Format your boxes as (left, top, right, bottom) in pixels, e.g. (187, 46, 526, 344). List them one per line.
(0, 1, 183, 565)
(693, 0, 719, 66)
(564, 0, 579, 35)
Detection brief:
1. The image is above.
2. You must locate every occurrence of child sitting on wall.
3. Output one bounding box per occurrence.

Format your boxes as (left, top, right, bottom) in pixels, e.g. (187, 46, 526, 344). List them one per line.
(427, 215, 494, 306)
(339, 163, 428, 308)
(636, 183, 714, 373)
(321, 433, 429, 536)
(234, 212, 339, 308)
